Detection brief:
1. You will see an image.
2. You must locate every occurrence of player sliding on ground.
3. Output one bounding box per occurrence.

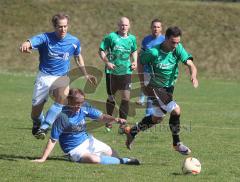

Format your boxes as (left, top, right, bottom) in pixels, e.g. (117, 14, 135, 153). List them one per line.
(32, 88, 140, 165)
(124, 26, 199, 155)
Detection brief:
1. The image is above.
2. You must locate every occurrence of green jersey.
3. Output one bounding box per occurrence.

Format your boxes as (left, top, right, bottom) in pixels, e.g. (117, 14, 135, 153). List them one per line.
(140, 43, 192, 88)
(99, 32, 137, 75)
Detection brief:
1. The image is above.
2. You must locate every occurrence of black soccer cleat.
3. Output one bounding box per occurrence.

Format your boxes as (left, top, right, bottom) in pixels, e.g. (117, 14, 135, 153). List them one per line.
(125, 158, 140, 165)
(34, 128, 48, 140)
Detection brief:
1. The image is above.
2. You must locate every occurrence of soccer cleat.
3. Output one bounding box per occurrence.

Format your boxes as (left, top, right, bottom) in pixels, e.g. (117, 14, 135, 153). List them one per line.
(173, 142, 191, 155)
(118, 124, 127, 135)
(34, 128, 48, 140)
(105, 123, 112, 132)
(125, 132, 135, 150)
(125, 158, 140, 165)
(32, 125, 40, 136)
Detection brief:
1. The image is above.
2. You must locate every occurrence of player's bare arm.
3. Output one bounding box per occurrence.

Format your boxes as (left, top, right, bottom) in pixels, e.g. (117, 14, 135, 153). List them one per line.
(74, 55, 97, 85)
(19, 40, 32, 53)
(131, 50, 138, 70)
(185, 59, 198, 88)
(98, 114, 126, 125)
(98, 49, 116, 70)
(32, 138, 57, 163)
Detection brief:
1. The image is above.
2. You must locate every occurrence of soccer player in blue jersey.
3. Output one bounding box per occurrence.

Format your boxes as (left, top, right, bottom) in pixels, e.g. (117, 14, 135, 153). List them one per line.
(32, 88, 140, 165)
(19, 13, 96, 140)
(136, 19, 165, 116)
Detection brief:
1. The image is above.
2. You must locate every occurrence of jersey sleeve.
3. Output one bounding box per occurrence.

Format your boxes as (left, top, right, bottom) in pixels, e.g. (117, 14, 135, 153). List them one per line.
(50, 113, 69, 140)
(140, 48, 158, 64)
(175, 43, 193, 63)
(74, 39, 81, 56)
(141, 37, 148, 51)
(99, 34, 110, 51)
(82, 102, 103, 120)
(29, 33, 47, 49)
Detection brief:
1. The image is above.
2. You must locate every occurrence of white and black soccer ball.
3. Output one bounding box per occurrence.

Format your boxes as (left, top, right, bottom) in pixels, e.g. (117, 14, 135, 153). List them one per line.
(182, 157, 201, 175)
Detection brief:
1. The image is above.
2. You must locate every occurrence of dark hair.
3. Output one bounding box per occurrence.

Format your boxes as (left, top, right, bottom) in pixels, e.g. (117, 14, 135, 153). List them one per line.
(51, 12, 69, 28)
(151, 18, 162, 27)
(165, 26, 182, 39)
(68, 88, 85, 102)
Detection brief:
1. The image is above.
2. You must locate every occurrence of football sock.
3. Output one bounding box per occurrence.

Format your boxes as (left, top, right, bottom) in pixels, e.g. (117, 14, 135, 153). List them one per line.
(119, 100, 129, 119)
(32, 112, 45, 126)
(100, 156, 129, 165)
(130, 115, 154, 137)
(145, 97, 153, 116)
(169, 114, 180, 145)
(139, 92, 145, 103)
(106, 99, 115, 116)
(41, 102, 64, 130)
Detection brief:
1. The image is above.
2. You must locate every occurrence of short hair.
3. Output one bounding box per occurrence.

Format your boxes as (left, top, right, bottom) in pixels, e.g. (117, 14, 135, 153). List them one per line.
(51, 12, 69, 27)
(165, 26, 182, 39)
(151, 18, 162, 27)
(67, 88, 85, 102)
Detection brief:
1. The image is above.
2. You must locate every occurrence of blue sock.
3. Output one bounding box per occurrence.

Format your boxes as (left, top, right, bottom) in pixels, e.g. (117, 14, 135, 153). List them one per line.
(41, 103, 64, 130)
(139, 92, 145, 103)
(100, 156, 129, 165)
(145, 97, 153, 116)
(32, 112, 45, 126)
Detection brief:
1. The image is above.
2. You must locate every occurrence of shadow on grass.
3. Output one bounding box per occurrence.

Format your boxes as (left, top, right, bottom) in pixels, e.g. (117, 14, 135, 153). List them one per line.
(0, 154, 68, 162)
(172, 172, 182, 176)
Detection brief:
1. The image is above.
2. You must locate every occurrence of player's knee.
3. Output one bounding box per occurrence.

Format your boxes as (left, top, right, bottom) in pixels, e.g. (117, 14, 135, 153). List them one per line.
(171, 105, 181, 116)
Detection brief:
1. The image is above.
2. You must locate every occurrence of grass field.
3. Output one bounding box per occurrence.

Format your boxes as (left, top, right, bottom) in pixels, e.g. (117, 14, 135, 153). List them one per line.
(0, 72, 239, 182)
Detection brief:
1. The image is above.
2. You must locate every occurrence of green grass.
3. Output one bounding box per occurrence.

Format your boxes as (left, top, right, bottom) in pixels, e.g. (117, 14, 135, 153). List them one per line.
(0, 0, 240, 79)
(0, 72, 239, 181)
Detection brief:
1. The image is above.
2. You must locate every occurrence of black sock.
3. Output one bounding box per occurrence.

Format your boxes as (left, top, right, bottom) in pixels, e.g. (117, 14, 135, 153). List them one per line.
(119, 100, 129, 120)
(130, 115, 155, 137)
(169, 114, 180, 145)
(106, 99, 115, 116)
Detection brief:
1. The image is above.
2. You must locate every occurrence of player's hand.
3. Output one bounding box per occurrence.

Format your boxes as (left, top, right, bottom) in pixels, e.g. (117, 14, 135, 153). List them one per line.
(191, 77, 199, 88)
(131, 61, 137, 70)
(106, 62, 116, 70)
(19, 41, 32, 53)
(115, 118, 127, 125)
(31, 158, 46, 163)
(85, 75, 97, 86)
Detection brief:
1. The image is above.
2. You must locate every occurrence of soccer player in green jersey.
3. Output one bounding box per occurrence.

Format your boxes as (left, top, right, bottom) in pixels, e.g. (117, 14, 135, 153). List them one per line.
(99, 17, 138, 132)
(125, 26, 198, 155)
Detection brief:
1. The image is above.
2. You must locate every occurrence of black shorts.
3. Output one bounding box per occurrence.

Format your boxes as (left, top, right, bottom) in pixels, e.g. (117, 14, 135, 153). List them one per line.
(106, 74, 131, 95)
(145, 85, 175, 112)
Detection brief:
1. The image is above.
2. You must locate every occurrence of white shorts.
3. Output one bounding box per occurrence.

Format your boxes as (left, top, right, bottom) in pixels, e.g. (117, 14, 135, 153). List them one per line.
(152, 101, 179, 117)
(143, 72, 151, 86)
(32, 71, 70, 106)
(68, 136, 112, 162)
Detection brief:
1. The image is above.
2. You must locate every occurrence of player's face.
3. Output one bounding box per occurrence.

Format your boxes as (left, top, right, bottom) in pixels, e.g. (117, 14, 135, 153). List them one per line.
(55, 18, 68, 39)
(151, 22, 162, 37)
(167, 36, 181, 50)
(68, 97, 85, 113)
(118, 18, 130, 36)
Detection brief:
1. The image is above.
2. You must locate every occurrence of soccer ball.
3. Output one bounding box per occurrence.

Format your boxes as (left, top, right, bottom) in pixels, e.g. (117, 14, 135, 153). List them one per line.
(182, 157, 201, 175)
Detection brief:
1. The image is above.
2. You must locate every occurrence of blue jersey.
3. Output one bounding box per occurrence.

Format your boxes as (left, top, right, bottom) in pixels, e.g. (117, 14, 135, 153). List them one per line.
(29, 32, 81, 76)
(141, 35, 165, 73)
(50, 102, 102, 153)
